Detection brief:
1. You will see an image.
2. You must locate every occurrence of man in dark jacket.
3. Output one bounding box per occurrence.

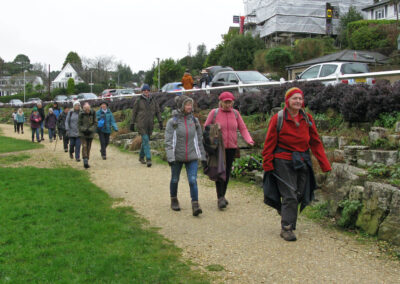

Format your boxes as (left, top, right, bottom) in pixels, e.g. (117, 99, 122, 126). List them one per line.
(37, 102, 45, 141)
(130, 84, 162, 167)
(57, 107, 70, 152)
(78, 102, 97, 169)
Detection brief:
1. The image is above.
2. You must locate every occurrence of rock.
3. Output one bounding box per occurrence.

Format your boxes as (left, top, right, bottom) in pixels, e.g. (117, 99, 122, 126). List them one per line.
(343, 145, 369, 166)
(356, 182, 397, 235)
(117, 132, 139, 140)
(369, 127, 388, 143)
(319, 163, 367, 216)
(395, 121, 400, 133)
(356, 150, 398, 167)
(152, 132, 165, 140)
(237, 133, 250, 149)
(123, 139, 133, 150)
(338, 137, 349, 150)
(333, 149, 345, 163)
(254, 172, 263, 186)
(321, 136, 338, 148)
(348, 186, 364, 202)
(149, 139, 164, 150)
(129, 136, 142, 151)
(378, 190, 400, 246)
(388, 134, 400, 146)
(250, 129, 267, 147)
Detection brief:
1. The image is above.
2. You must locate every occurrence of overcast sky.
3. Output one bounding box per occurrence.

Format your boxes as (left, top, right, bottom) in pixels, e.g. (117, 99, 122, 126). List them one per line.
(1, 0, 244, 73)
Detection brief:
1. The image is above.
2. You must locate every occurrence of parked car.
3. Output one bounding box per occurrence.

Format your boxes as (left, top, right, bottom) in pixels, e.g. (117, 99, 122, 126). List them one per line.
(27, 98, 42, 104)
(206, 66, 234, 80)
(0, 102, 4, 107)
(114, 89, 135, 99)
(210, 70, 270, 87)
(160, 82, 184, 94)
(67, 94, 78, 102)
(296, 62, 376, 85)
(54, 95, 68, 102)
(100, 89, 116, 101)
(9, 99, 24, 107)
(77, 93, 98, 101)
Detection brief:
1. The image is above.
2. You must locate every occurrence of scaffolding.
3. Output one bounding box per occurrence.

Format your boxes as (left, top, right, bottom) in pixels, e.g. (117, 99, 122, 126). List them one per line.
(243, 0, 372, 44)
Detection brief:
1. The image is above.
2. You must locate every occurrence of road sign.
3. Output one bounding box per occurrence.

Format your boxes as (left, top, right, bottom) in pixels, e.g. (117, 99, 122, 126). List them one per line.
(233, 15, 240, 24)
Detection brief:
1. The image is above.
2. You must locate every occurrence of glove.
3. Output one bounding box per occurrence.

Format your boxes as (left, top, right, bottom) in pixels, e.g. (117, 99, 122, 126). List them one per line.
(201, 160, 208, 169)
(159, 122, 163, 130)
(168, 161, 175, 167)
(130, 124, 135, 132)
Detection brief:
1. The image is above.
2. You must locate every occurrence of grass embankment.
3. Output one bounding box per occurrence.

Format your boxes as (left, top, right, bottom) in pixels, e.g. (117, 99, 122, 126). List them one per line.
(0, 132, 208, 283)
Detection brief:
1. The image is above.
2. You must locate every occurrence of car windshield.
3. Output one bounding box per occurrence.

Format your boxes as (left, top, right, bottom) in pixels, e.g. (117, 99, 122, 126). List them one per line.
(237, 71, 269, 82)
(341, 63, 369, 74)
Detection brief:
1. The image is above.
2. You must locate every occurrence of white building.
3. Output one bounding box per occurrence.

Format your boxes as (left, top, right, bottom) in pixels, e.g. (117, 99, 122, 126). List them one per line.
(243, 0, 372, 45)
(52, 63, 84, 89)
(362, 0, 400, 20)
(0, 75, 43, 96)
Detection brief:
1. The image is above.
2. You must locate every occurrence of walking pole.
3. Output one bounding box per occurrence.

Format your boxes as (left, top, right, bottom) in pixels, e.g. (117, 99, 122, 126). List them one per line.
(250, 156, 297, 192)
(53, 130, 58, 151)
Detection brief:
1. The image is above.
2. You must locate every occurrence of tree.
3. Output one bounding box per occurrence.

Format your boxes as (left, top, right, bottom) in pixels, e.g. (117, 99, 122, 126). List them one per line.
(265, 47, 293, 78)
(67, 78, 75, 94)
(337, 6, 363, 47)
(114, 63, 134, 86)
(205, 28, 239, 67)
(34, 84, 44, 94)
(0, 57, 4, 75)
(132, 70, 145, 85)
(219, 34, 264, 70)
(152, 58, 184, 88)
(63, 51, 83, 70)
(192, 43, 208, 71)
(25, 83, 33, 95)
(293, 38, 326, 62)
(13, 54, 32, 71)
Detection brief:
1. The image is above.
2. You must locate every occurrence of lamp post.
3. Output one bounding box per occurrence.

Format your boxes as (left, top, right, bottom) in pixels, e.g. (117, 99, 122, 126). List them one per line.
(156, 57, 160, 90)
(90, 71, 93, 93)
(23, 70, 26, 103)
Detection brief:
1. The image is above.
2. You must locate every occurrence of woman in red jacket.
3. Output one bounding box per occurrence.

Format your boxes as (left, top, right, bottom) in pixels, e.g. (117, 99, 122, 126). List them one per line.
(204, 92, 254, 209)
(262, 87, 331, 242)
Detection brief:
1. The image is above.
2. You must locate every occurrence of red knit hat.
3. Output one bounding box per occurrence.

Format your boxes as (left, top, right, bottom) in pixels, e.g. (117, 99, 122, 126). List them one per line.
(219, 92, 235, 102)
(285, 87, 304, 108)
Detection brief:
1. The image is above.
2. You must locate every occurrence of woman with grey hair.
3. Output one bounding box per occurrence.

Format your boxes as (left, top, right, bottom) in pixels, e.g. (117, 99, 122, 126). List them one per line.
(65, 101, 82, 162)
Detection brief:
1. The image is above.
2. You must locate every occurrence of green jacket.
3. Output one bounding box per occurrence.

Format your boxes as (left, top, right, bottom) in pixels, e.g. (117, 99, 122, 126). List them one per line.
(131, 94, 162, 135)
(78, 109, 97, 138)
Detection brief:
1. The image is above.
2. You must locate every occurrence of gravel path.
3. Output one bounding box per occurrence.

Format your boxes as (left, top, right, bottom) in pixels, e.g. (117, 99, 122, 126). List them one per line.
(2, 123, 400, 283)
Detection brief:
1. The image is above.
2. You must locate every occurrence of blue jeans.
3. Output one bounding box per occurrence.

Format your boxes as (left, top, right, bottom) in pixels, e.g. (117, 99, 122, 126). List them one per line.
(31, 128, 40, 142)
(48, 128, 55, 140)
(170, 160, 199, 202)
(69, 137, 81, 159)
(140, 134, 151, 160)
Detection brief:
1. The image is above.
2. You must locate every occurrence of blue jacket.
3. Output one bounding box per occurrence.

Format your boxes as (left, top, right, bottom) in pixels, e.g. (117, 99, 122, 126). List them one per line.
(53, 108, 62, 119)
(16, 113, 25, 123)
(96, 108, 118, 134)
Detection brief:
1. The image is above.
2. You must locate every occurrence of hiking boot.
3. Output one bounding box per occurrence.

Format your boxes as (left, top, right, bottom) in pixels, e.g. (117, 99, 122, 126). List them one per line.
(102, 155, 106, 160)
(139, 157, 146, 164)
(76, 158, 81, 162)
(223, 196, 229, 206)
(171, 197, 181, 211)
(83, 158, 90, 169)
(69, 152, 73, 159)
(146, 159, 152, 167)
(218, 197, 226, 210)
(280, 225, 297, 242)
(64, 148, 68, 153)
(192, 201, 202, 216)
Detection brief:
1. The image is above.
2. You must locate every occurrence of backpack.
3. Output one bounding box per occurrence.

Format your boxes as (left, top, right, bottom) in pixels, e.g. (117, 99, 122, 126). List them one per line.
(276, 109, 312, 134)
(212, 108, 238, 124)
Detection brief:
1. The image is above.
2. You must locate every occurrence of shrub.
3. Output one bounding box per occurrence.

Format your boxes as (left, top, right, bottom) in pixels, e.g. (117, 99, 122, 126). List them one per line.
(231, 154, 263, 179)
(265, 47, 293, 77)
(338, 199, 363, 228)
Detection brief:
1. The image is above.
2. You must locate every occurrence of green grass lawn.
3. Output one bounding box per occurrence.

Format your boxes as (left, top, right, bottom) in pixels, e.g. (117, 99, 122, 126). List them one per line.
(0, 134, 43, 153)
(0, 153, 30, 165)
(0, 167, 208, 283)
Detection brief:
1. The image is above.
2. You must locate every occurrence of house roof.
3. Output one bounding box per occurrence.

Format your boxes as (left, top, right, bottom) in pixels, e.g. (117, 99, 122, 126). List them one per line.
(286, 50, 389, 70)
(362, 0, 391, 11)
(52, 62, 84, 83)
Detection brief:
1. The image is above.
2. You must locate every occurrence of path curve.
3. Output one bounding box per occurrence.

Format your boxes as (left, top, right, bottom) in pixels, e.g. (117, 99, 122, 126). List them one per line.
(1, 124, 399, 283)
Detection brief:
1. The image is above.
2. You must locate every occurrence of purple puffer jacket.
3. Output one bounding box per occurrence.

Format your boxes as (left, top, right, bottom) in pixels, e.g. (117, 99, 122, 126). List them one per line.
(44, 113, 57, 129)
(30, 112, 42, 128)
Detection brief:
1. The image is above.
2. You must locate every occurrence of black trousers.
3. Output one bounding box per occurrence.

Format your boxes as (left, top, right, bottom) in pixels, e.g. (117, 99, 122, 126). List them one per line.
(274, 158, 308, 230)
(17, 123, 24, 133)
(215, 148, 236, 198)
(59, 129, 69, 150)
(14, 121, 17, 132)
(98, 131, 110, 157)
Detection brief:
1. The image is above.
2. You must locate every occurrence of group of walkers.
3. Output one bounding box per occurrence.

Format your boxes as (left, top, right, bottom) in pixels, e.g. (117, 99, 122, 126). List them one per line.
(161, 86, 331, 242)
(12, 84, 331, 241)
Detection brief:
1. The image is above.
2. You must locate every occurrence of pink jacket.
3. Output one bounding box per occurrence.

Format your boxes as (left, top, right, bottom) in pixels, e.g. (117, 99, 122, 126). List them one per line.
(204, 108, 254, 149)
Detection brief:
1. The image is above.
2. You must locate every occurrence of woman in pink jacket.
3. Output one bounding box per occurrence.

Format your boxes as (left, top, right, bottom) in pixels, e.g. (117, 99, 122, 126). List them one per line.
(204, 92, 254, 209)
